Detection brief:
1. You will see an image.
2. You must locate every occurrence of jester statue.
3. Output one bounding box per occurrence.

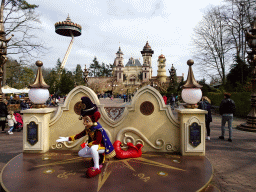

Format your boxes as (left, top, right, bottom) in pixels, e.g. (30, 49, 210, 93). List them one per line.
(56, 97, 116, 177)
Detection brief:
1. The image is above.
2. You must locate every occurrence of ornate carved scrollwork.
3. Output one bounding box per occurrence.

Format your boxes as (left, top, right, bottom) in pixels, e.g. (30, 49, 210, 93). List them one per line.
(116, 127, 164, 150)
(104, 107, 125, 121)
(166, 144, 178, 152)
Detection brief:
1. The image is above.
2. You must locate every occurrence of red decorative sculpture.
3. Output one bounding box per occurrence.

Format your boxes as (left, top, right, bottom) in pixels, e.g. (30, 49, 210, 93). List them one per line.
(113, 140, 143, 159)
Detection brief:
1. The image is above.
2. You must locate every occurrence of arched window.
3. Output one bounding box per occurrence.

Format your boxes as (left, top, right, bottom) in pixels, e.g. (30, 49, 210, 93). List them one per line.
(145, 73, 146, 79)
(129, 75, 136, 84)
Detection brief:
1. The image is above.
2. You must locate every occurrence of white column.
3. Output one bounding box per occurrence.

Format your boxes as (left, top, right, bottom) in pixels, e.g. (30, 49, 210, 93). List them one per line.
(22, 108, 55, 153)
(176, 109, 207, 156)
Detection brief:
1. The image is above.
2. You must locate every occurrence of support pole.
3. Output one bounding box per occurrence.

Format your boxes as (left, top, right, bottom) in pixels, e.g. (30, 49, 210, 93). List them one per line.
(60, 31, 74, 70)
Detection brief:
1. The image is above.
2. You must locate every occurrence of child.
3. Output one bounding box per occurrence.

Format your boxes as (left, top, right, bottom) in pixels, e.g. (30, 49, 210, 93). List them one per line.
(13, 112, 23, 132)
(7, 111, 17, 135)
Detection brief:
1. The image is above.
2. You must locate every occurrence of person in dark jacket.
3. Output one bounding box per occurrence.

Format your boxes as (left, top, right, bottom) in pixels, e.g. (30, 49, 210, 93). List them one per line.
(20, 99, 27, 110)
(198, 96, 212, 140)
(219, 93, 236, 142)
(0, 99, 8, 133)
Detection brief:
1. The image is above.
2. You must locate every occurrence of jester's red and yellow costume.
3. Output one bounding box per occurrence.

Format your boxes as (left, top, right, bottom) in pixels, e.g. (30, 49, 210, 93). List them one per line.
(57, 97, 115, 178)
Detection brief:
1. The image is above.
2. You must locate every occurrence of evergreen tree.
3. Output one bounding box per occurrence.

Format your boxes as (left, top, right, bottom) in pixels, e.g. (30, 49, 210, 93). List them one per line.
(198, 78, 215, 95)
(44, 70, 58, 94)
(73, 64, 84, 85)
(99, 62, 112, 77)
(59, 69, 75, 95)
(55, 58, 63, 75)
(19, 67, 34, 88)
(89, 57, 100, 77)
(5, 58, 22, 87)
(44, 58, 63, 94)
(226, 56, 251, 92)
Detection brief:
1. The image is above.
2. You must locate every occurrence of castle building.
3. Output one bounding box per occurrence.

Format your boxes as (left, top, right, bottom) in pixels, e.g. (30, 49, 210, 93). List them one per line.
(112, 41, 183, 85)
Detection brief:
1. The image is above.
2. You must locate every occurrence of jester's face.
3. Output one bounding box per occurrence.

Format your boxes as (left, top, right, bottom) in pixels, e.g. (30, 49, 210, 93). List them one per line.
(83, 116, 93, 129)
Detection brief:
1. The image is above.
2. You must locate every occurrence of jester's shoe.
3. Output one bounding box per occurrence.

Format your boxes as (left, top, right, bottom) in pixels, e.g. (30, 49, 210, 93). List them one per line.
(86, 167, 102, 178)
(113, 140, 143, 159)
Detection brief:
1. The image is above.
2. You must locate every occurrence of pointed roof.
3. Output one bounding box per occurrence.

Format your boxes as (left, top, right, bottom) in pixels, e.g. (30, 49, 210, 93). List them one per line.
(158, 54, 165, 58)
(182, 60, 202, 88)
(29, 61, 50, 89)
(143, 41, 152, 51)
(116, 46, 123, 55)
(141, 41, 154, 55)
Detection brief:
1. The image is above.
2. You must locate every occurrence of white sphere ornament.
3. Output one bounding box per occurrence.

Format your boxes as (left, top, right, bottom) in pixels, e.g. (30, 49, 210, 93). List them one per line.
(181, 88, 202, 104)
(28, 89, 49, 104)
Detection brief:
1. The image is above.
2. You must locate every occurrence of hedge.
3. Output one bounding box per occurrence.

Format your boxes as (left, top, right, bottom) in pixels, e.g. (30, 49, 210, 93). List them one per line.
(205, 92, 251, 118)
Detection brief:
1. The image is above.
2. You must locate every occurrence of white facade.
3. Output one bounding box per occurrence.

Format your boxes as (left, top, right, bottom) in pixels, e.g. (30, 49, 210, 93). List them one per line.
(113, 41, 155, 85)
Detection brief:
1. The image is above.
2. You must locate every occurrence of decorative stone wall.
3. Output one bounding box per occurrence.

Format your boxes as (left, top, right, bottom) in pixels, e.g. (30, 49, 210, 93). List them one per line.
(49, 85, 180, 152)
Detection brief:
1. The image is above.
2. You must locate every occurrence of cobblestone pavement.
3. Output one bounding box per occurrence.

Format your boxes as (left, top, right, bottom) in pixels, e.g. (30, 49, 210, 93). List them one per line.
(0, 99, 255, 192)
(205, 114, 256, 192)
(99, 97, 131, 107)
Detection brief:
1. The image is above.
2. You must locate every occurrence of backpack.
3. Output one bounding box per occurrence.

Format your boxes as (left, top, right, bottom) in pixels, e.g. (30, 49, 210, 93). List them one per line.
(227, 99, 236, 114)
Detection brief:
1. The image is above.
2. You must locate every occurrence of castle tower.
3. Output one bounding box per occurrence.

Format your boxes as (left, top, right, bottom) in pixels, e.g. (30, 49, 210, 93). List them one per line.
(142, 60, 150, 82)
(116, 60, 124, 82)
(113, 47, 124, 82)
(141, 41, 154, 79)
(157, 54, 167, 83)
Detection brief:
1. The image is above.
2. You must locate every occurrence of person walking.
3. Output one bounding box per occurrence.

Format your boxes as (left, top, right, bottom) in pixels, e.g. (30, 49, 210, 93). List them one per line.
(7, 111, 17, 135)
(219, 93, 236, 142)
(123, 94, 127, 102)
(198, 96, 212, 140)
(0, 99, 8, 133)
(170, 94, 176, 109)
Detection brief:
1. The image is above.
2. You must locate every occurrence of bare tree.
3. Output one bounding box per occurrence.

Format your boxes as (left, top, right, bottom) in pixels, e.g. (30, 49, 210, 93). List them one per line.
(223, 0, 256, 62)
(3, 0, 47, 64)
(192, 6, 233, 85)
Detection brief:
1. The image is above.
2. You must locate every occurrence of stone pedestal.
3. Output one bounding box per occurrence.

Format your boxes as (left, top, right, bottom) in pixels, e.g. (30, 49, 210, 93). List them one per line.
(177, 109, 207, 156)
(22, 108, 55, 153)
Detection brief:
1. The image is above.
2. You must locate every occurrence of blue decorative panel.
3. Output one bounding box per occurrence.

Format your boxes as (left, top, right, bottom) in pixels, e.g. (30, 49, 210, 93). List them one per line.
(27, 121, 38, 146)
(189, 122, 201, 147)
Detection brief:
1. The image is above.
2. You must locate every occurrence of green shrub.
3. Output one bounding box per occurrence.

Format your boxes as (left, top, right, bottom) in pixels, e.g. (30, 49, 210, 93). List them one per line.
(205, 92, 251, 118)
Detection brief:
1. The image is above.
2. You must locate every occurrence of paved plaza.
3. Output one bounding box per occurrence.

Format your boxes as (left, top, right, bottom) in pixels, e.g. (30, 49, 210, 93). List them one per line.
(0, 98, 256, 191)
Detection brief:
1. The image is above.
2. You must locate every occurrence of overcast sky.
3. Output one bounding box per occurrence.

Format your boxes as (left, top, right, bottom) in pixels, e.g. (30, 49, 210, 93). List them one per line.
(25, 0, 224, 80)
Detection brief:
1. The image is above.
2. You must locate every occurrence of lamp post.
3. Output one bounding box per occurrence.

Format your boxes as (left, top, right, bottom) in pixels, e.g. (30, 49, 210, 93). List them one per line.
(181, 59, 202, 109)
(238, 17, 256, 131)
(28, 61, 50, 108)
